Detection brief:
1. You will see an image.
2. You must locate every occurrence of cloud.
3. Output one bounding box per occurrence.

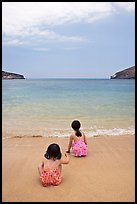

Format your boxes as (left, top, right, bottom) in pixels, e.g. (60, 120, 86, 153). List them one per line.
(2, 38, 25, 46)
(113, 2, 135, 12)
(2, 2, 135, 47)
(3, 27, 87, 47)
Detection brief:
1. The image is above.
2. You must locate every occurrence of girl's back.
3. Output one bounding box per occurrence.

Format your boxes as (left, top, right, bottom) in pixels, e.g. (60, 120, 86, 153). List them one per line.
(38, 143, 69, 187)
(43, 158, 61, 172)
(66, 120, 88, 156)
(72, 132, 85, 142)
(40, 158, 62, 187)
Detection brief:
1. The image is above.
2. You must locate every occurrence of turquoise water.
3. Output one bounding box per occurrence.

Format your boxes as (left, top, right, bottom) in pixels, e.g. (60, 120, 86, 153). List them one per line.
(2, 79, 135, 138)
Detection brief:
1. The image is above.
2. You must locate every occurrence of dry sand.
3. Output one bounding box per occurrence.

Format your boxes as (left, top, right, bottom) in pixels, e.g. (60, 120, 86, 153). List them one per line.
(2, 135, 135, 202)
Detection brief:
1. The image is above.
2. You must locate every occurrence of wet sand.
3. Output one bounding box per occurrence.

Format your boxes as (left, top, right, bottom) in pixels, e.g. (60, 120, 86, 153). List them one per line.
(2, 135, 135, 202)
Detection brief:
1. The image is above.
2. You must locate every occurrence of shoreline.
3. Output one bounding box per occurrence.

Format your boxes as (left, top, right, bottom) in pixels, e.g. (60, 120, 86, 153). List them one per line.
(2, 131, 135, 139)
(2, 135, 135, 202)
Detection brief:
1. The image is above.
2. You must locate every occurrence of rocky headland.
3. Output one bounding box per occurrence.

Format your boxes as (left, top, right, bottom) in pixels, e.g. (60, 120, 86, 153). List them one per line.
(110, 66, 135, 79)
(2, 71, 25, 79)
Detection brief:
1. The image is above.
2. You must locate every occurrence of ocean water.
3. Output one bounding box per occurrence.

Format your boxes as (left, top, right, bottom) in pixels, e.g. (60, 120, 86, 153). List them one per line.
(2, 79, 135, 138)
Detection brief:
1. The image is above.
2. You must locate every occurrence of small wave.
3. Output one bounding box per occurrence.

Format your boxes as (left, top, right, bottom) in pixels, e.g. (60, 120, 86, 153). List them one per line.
(87, 127, 135, 137)
(2, 126, 135, 139)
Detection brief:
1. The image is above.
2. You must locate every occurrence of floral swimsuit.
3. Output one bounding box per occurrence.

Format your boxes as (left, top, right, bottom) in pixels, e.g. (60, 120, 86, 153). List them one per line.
(40, 160, 62, 187)
(72, 139, 87, 157)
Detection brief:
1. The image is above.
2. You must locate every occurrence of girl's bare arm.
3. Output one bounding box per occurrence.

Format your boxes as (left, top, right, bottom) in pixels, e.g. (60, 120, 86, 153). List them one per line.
(61, 153, 69, 164)
(83, 133, 87, 145)
(66, 135, 73, 153)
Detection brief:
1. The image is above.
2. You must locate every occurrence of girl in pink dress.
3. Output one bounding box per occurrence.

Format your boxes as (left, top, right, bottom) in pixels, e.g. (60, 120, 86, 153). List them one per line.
(66, 120, 87, 157)
(38, 143, 69, 187)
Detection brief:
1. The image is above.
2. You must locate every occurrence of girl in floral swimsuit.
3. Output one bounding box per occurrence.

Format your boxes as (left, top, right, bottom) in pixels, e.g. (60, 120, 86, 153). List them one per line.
(66, 120, 88, 157)
(38, 143, 69, 187)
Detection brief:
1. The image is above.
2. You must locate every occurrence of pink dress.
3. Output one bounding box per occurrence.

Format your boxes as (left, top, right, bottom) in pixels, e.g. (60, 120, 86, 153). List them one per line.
(40, 160, 62, 187)
(72, 139, 87, 157)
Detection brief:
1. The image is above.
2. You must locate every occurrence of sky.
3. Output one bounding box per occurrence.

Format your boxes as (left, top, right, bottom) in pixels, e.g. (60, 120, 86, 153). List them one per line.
(2, 2, 135, 79)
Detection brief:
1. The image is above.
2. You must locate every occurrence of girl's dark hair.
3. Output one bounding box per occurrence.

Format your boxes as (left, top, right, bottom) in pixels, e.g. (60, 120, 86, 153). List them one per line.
(44, 143, 62, 160)
(71, 120, 82, 137)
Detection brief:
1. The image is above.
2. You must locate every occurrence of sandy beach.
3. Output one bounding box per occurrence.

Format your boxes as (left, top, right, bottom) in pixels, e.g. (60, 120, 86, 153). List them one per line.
(2, 135, 135, 202)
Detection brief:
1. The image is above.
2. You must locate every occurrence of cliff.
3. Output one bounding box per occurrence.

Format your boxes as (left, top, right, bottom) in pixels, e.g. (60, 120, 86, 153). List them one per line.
(2, 71, 25, 79)
(110, 66, 135, 79)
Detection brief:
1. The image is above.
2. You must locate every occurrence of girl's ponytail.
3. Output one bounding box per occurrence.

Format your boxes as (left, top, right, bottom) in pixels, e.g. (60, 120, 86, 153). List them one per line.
(76, 130, 82, 137)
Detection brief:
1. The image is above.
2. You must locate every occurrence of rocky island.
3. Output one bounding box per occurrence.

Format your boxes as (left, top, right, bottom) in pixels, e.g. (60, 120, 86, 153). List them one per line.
(110, 66, 135, 79)
(2, 71, 25, 79)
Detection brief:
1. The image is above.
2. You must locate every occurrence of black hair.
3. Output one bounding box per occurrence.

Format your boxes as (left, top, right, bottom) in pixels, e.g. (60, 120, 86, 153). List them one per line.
(44, 143, 62, 160)
(71, 120, 82, 137)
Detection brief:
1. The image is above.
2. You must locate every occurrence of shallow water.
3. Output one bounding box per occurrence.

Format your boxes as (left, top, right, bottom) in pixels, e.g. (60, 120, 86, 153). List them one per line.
(2, 78, 135, 138)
